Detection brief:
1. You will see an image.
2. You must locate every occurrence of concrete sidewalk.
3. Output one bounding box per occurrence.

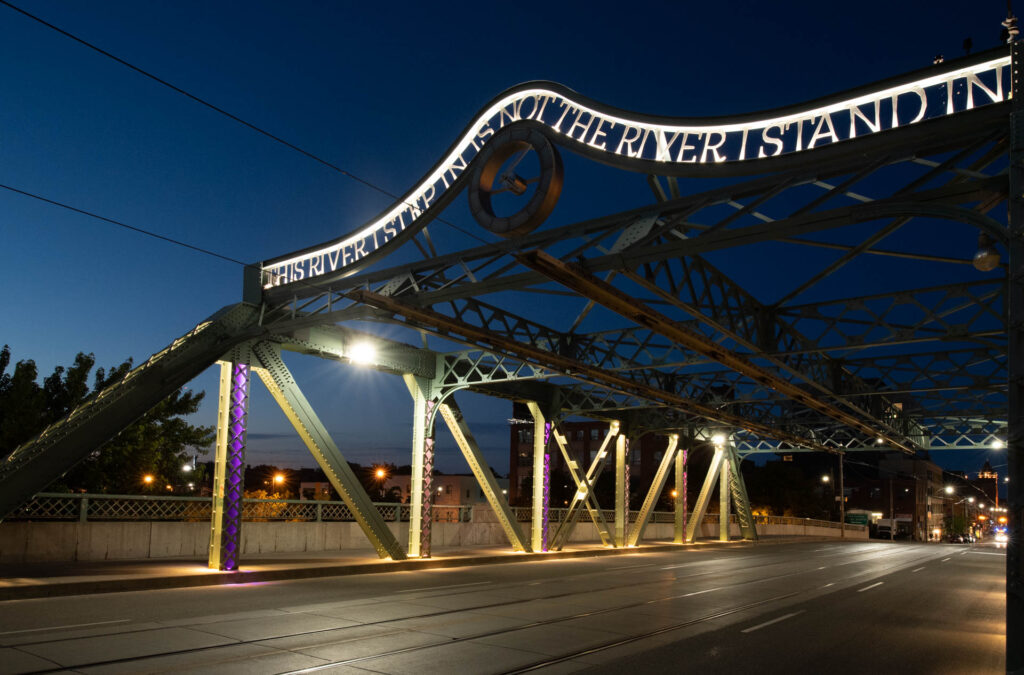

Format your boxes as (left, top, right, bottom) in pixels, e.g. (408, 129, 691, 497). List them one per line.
(0, 536, 820, 601)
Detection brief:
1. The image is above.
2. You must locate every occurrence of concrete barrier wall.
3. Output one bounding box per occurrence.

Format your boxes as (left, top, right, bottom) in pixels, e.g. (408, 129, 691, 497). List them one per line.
(0, 517, 865, 563)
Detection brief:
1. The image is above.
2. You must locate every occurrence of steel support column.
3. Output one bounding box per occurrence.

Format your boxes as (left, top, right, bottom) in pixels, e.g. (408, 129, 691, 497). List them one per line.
(726, 445, 758, 541)
(438, 398, 530, 552)
(1007, 40, 1023, 674)
(674, 448, 688, 543)
(615, 434, 628, 547)
(719, 446, 731, 542)
(209, 352, 250, 571)
(686, 446, 725, 543)
(628, 434, 679, 546)
(549, 426, 613, 547)
(526, 402, 550, 552)
(403, 375, 434, 558)
(550, 421, 619, 550)
(251, 343, 406, 560)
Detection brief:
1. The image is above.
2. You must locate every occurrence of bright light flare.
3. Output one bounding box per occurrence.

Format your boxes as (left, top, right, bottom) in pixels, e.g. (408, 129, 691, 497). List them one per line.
(944, 485, 954, 495)
(273, 473, 285, 485)
(143, 474, 154, 485)
(711, 433, 727, 447)
(375, 468, 386, 480)
(992, 439, 1005, 449)
(348, 342, 377, 365)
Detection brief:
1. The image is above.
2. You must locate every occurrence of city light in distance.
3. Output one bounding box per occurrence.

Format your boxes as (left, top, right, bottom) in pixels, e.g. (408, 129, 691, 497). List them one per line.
(821, 475, 830, 483)
(182, 463, 192, 472)
(142, 474, 154, 485)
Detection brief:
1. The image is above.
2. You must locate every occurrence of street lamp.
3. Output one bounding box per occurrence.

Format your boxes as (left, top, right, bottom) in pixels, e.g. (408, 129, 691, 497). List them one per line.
(821, 475, 830, 483)
(944, 485, 954, 495)
(142, 474, 154, 486)
(373, 466, 388, 499)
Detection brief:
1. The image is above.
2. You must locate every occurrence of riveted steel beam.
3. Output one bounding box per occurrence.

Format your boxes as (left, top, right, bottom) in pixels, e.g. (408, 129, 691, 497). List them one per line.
(437, 397, 530, 552)
(251, 342, 406, 560)
(627, 434, 679, 547)
(518, 250, 912, 452)
(348, 289, 830, 451)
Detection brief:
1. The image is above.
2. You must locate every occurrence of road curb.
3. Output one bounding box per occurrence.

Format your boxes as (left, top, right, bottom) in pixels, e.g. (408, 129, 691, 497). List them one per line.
(0, 536, 830, 601)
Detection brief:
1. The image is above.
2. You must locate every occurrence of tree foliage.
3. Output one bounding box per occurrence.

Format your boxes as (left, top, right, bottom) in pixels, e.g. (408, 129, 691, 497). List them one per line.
(0, 344, 213, 494)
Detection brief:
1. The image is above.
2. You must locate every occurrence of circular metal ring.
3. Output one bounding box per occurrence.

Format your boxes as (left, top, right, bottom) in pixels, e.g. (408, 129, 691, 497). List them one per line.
(468, 126, 563, 238)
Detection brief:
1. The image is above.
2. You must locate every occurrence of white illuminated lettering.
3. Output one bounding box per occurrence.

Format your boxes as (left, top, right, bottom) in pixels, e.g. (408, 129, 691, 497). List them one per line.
(261, 57, 1011, 287)
(906, 87, 928, 124)
(589, 117, 612, 150)
(615, 125, 644, 157)
(567, 110, 596, 142)
(353, 237, 367, 260)
(700, 131, 728, 163)
(808, 112, 838, 148)
(849, 100, 881, 137)
(965, 72, 1003, 109)
(758, 125, 785, 158)
(675, 133, 699, 163)
(553, 101, 576, 133)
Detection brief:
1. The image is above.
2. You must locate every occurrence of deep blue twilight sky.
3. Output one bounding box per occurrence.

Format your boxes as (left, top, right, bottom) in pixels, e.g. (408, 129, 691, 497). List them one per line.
(0, 1, 1009, 478)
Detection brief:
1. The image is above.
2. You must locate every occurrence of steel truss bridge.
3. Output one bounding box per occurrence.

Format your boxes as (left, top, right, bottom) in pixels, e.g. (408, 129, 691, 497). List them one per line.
(0, 45, 1018, 637)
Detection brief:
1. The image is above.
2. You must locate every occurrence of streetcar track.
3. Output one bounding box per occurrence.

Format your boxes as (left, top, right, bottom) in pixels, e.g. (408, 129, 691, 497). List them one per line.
(7, 545, 942, 673)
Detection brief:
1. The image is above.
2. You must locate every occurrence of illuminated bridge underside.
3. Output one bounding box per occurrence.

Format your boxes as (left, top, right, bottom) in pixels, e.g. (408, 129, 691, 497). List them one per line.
(0, 48, 1011, 540)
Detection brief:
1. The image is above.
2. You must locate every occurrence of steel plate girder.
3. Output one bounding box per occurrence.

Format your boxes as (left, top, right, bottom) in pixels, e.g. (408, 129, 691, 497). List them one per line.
(0, 302, 262, 521)
(349, 288, 831, 450)
(250, 342, 407, 561)
(518, 250, 915, 452)
(437, 398, 530, 552)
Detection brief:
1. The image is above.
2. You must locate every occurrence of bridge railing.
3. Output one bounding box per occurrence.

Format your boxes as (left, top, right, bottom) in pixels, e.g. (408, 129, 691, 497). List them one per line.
(509, 507, 865, 532)
(5, 493, 472, 523)
(6, 494, 863, 531)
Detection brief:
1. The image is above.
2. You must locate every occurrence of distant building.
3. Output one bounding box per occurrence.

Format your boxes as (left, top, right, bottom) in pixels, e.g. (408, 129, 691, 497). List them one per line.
(974, 460, 999, 506)
(507, 403, 671, 506)
(384, 474, 509, 505)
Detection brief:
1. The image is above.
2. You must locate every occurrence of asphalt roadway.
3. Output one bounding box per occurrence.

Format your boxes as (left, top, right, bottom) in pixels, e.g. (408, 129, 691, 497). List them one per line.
(0, 540, 1006, 674)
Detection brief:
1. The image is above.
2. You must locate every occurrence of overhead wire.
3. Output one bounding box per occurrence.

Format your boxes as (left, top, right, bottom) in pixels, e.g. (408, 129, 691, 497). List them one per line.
(0, 0, 496, 255)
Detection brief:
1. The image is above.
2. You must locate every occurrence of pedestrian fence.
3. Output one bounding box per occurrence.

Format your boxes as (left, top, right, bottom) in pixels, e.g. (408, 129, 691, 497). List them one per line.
(8, 493, 864, 532)
(7, 493, 471, 523)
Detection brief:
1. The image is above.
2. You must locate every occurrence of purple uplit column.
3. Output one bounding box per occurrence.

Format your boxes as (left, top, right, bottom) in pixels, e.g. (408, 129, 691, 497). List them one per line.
(211, 361, 249, 571)
(420, 400, 435, 558)
(542, 450, 551, 552)
(624, 461, 631, 531)
(541, 422, 552, 551)
(682, 449, 689, 533)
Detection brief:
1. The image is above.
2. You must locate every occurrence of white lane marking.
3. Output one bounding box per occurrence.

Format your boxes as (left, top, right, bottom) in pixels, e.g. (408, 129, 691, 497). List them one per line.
(660, 564, 689, 570)
(396, 581, 492, 594)
(821, 582, 835, 588)
(969, 551, 1007, 556)
(912, 567, 925, 572)
(613, 564, 653, 570)
(858, 582, 884, 593)
(741, 610, 806, 633)
(528, 581, 543, 586)
(817, 566, 827, 570)
(681, 587, 722, 597)
(0, 619, 130, 636)
(942, 557, 951, 562)
(813, 548, 831, 552)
